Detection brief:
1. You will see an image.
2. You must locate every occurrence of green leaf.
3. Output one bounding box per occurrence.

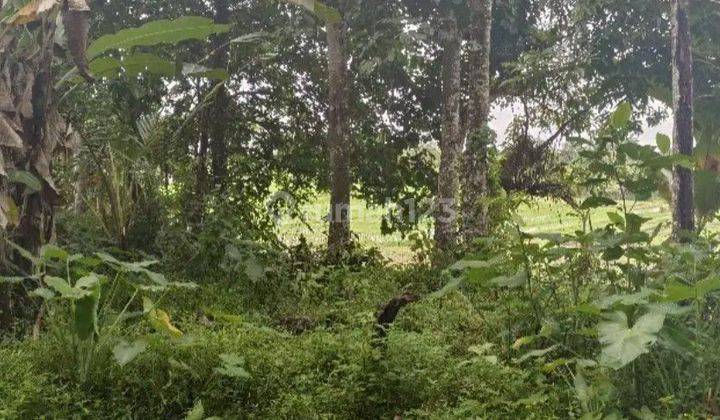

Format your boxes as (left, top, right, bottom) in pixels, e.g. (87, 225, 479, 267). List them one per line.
(694, 170, 720, 218)
(185, 400, 205, 420)
(580, 196, 617, 210)
(215, 353, 251, 379)
(663, 276, 720, 302)
(74, 284, 100, 340)
(113, 340, 147, 366)
(30, 287, 55, 300)
(610, 101, 632, 129)
(429, 275, 463, 299)
(598, 311, 665, 370)
(231, 31, 267, 44)
(646, 154, 695, 170)
(656, 133, 671, 154)
(97, 252, 167, 286)
(75, 273, 102, 290)
(491, 269, 527, 289)
(448, 258, 497, 271)
(45, 276, 87, 299)
(6, 170, 42, 192)
(285, 0, 342, 23)
(4, 240, 38, 265)
(598, 288, 654, 309)
(182, 63, 229, 80)
(602, 245, 624, 261)
(40, 244, 69, 262)
(0, 276, 25, 284)
(625, 213, 651, 234)
(87, 16, 231, 59)
(90, 53, 176, 79)
(607, 211, 625, 227)
(515, 345, 559, 363)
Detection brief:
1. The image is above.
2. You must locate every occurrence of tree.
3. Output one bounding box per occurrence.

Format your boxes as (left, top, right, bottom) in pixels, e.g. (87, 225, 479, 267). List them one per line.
(460, 0, 494, 242)
(325, 10, 352, 259)
(671, 0, 695, 238)
(435, 9, 463, 252)
(209, 0, 231, 193)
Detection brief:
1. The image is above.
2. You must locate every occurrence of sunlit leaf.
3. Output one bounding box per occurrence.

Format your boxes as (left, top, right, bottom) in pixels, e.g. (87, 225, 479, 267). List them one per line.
(185, 400, 205, 420)
(656, 133, 671, 154)
(113, 340, 147, 366)
(610, 102, 632, 129)
(215, 353, 251, 379)
(88, 16, 231, 59)
(598, 311, 664, 370)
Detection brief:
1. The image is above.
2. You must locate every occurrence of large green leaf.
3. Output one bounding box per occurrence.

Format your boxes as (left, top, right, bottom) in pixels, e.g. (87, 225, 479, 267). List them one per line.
(598, 311, 665, 370)
(74, 284, 100, 340)
(90, 53, 175, 79)
(87, 16, 231, 59)
(45, 276, 87, 299)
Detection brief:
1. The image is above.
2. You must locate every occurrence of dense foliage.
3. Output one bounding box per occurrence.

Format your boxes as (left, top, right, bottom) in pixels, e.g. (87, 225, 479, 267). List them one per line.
(1, 0, 720, 418)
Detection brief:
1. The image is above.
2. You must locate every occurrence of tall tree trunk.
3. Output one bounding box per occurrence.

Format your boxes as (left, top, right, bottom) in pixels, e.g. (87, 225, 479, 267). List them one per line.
(461, 0, 494, 243)
(325, 18, 352, 260)
(434, 12, 462, 252)
(209, 0, 230, 193)
(671, 0, 694, 239)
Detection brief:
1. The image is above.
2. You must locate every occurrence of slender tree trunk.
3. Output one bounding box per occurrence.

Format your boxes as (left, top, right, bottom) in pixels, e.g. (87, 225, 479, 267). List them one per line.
(325, 18, 352, 260)
(209, 0, 230, 193)
(671, 0, 694, 239)
(192, 125, 209, 225)
(461, 0, 494, 243)
(434, 12, 462, 252)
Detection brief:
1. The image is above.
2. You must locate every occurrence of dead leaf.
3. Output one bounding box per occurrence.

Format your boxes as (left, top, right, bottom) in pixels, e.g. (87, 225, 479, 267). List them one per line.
(63, 0, 94, 83)
(18, 72, 35, 119)
(0, 79, 13, 113)
(66, 0, 90, 11)
(38, 0, 58, 14)
(0, 151, 6, 177)
(33, 149, 58, 193)
(0, 194, 19, 227)
(62, 124, 81, 152)
(44, 109, 67, 153)
(10, 1, 41, 26)
(0, 114, 24, 148)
